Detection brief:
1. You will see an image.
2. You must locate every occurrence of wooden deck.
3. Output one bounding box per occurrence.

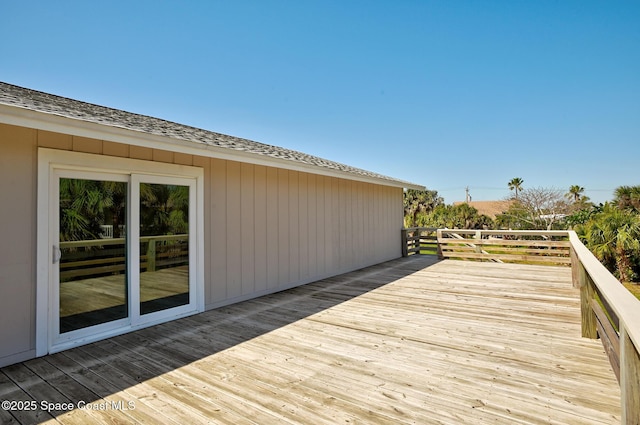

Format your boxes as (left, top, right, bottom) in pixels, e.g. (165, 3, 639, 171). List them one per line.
(0, 256, 621, 424)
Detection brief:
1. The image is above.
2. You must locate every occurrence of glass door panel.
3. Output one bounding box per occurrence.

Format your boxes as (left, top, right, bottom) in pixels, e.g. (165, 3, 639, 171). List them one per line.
(139, 182, 190, 315)
(58, 178, 128, 333)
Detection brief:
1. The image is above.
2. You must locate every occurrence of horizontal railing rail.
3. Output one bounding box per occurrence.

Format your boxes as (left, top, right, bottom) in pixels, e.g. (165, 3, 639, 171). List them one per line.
(402, 227, 640, 421)
(401, 227, 438, 257)
(59, 234, 189, 281)
(437, 229, 571, 265)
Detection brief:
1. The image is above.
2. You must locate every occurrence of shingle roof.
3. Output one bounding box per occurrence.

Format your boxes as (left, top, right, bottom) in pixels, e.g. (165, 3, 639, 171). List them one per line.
(0, 82, 421, 188)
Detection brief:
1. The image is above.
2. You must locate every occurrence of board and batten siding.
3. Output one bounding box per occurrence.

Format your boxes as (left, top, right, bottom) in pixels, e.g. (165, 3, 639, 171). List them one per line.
(0, 124, 37, 367)
(0, 123, 404, 367)
(205, 157, 403, 309)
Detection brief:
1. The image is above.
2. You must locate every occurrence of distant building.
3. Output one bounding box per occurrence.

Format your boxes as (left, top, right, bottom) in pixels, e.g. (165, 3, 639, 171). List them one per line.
(453, 200, 514, 219)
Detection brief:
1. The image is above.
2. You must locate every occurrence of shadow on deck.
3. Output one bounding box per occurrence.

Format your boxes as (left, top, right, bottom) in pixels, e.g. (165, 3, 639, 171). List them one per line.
(0, 255, 621, 424)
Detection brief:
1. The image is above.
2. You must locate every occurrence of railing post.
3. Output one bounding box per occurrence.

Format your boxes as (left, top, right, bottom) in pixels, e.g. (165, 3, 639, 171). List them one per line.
(620, 324, 640, 424)
(570, 246, 580, 289)
(436, 229, 443, 260)
(147, 239, 156, 272)
(474, 230, 482, 254)
(401, 229, 408, 257)
(578, 262, 598, 339)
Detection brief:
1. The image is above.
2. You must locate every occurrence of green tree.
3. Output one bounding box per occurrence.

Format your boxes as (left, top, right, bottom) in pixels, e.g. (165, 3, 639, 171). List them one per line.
(59, 179, 126, 241)
(565, 185, 593, 215)
(566, 185, 585, 202)
(566, 204, 603, 228)
(403, 189, 443, 227)
(508, 177, 524, 200)
(614, 185, 640, 213)
(418, 204, 493, 229)
(579, 203, 640, 282)
(140, 183, 190, 235)
(495, 201, 533, 230)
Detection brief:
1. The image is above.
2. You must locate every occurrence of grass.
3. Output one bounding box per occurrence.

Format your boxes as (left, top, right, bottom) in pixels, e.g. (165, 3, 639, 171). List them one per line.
(623, 282, 640, 301)
(419, 243, 438, 255)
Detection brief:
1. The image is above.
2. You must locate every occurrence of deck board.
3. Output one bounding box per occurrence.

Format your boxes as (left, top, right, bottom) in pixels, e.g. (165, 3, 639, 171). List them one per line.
(0, 256, 621, 424)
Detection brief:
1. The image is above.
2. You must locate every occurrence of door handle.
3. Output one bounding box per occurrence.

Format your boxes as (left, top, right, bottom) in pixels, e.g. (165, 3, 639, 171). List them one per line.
(52, 245, 62, 264)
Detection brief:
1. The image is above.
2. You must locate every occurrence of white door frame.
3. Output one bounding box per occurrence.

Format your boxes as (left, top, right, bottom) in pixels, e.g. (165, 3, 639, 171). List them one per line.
(37, 148, 204, 356)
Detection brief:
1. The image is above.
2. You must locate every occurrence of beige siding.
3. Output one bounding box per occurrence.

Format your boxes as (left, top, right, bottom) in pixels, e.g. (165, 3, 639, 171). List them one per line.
(72, 136, 101, 154)
(152, 149, 174, 163)
(205, 161, 404, 309)
(38, 130, 72, 150)
(0, 124, 404, 365)
(240, 163, 255, 296)
(200, 158, 405, 309)
(289, 171, 300, 283)
(103, 141, 130, 158)
(278, 169, 290, 284)
(265, 167, 279, 288)
(174, 152, 193, 166)
(253, 165, 268, 293)
(225, 161, 242, 299)
(209, 158, 227, 304)
(0, 124, 37, 366)
(299, 172, 309, 281)
(307, 174, 317, 279)
(193, 155, 212, 305)
(129, 146, 151, 160)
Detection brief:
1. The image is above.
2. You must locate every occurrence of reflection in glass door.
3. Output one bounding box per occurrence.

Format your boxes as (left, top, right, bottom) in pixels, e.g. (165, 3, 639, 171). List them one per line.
(58, 177, 128, 333)
(139, 182, 190, 315)
(41, 149, 203, 356)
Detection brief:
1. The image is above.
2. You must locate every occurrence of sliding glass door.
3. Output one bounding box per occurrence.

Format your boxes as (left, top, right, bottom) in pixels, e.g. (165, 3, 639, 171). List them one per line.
(131, 175, 196, 324)
(54, 170, 197, 343)
(139, 182, 190, 315)
(57, 174, 129, 335)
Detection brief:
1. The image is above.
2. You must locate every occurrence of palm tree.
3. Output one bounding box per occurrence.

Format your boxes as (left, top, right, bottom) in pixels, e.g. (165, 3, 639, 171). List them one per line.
(140, 183, 190, 235)
(59, 178, 125, 241)
(403, 189, 443, 227)
(614, 185, 640, 213)
(451, 203, 493, 229)
(508, 177, 524, 200)
(583, 203, 640, 282)
(566, 185, 585, 202)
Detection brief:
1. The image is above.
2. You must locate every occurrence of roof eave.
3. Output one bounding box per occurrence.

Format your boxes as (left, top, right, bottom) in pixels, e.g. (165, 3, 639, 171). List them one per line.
(0, 103, 425, 190)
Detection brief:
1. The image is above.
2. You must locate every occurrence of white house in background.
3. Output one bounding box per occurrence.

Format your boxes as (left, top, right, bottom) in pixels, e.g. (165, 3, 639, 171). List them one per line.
(0, 82, 423, 367)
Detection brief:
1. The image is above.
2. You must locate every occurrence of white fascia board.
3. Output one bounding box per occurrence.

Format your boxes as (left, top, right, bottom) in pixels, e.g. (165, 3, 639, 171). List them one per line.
(0, 104, 425, 190)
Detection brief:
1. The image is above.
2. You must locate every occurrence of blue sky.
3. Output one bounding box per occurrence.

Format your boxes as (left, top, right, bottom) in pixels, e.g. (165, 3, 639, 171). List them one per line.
(2, 1, 638, 204)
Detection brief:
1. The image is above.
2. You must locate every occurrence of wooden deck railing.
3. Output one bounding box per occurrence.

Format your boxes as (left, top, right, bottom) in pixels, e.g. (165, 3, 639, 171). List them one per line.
(59, 234, 189, 281)
(437, 229, 571, 265)
(400, 227, 438, 256)
(569, 232, 640, 424)
(402, 227, 640, 422)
